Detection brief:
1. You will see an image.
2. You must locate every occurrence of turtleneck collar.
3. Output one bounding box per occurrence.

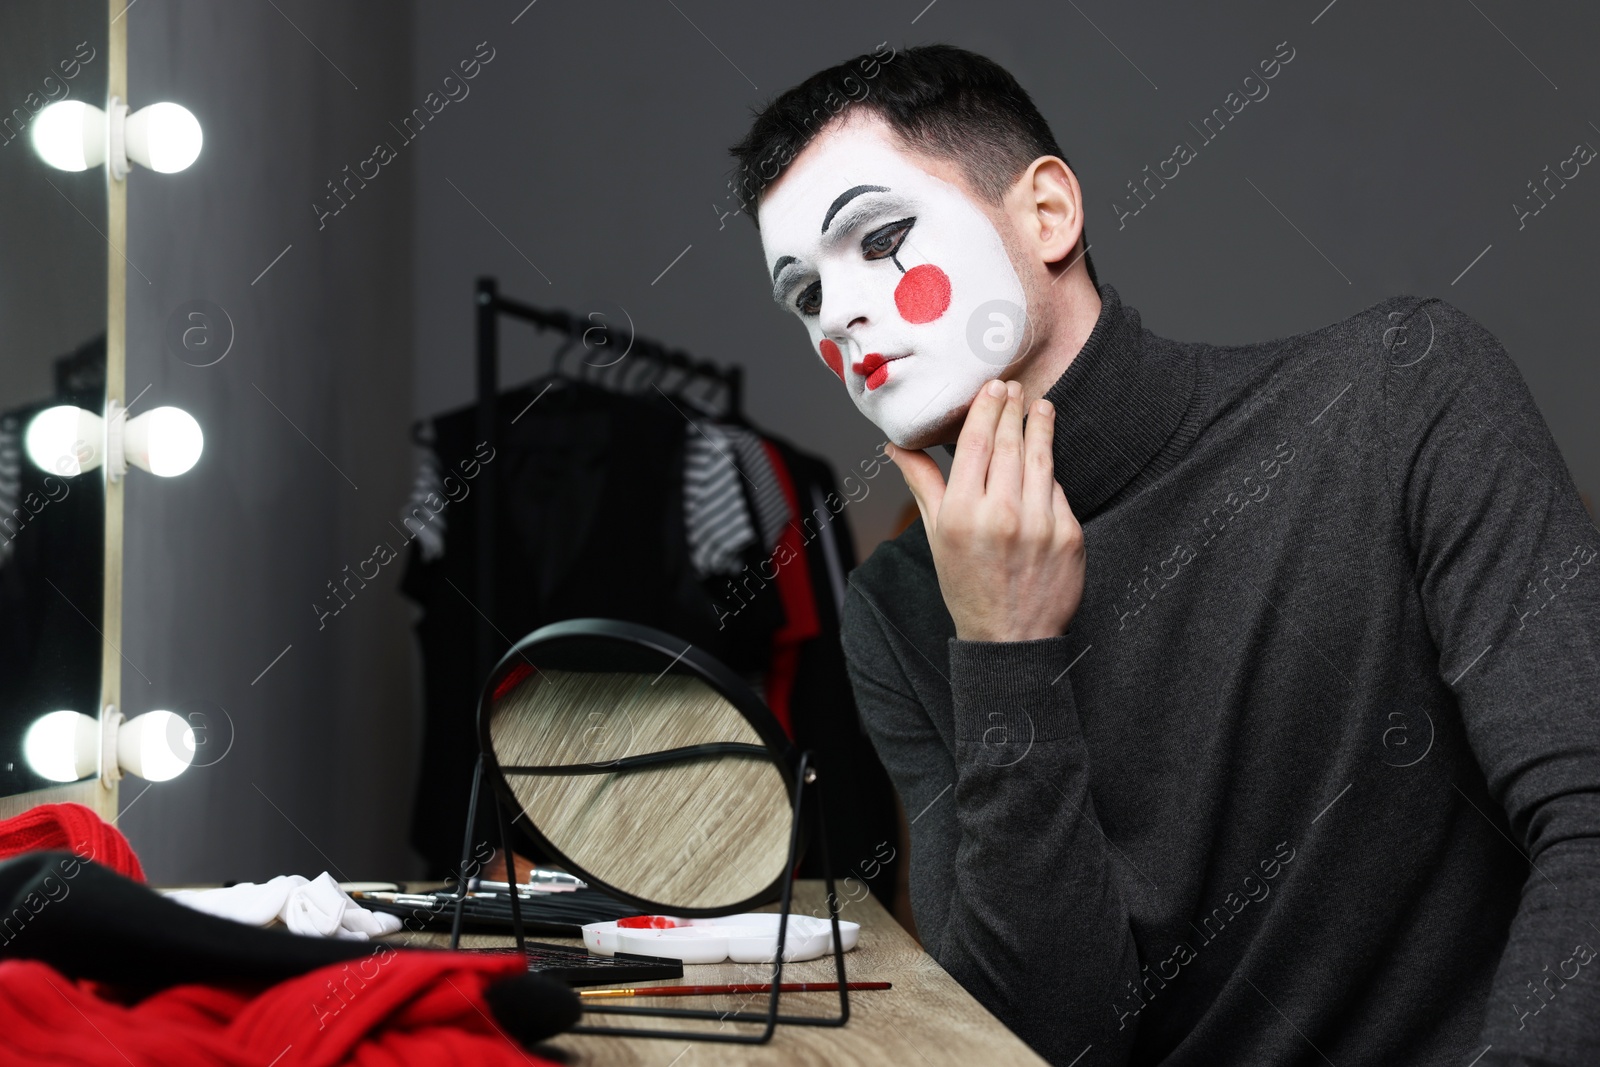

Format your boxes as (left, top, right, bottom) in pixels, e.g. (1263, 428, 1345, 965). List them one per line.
(1041, 283, 1200, 519)
(931, 283, 1203, 517)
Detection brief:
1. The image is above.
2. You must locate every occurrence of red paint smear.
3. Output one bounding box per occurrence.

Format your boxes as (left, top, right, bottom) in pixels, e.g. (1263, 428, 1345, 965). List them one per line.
(819, 338, 844, 382)
(618, 915, 679, 929)
(894, 263, 951, 324)
(491, 661, 534, 702)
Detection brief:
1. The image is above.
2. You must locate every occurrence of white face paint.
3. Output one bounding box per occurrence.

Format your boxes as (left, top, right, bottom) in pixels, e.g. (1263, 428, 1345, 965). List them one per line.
(758, 119, 1030, 448)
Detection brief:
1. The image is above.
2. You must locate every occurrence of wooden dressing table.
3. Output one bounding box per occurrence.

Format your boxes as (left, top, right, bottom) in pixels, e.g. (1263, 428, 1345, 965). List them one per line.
(390, 879, 1048, 1066)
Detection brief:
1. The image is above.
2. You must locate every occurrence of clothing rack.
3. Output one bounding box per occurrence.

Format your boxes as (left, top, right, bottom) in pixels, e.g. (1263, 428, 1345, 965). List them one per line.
(470, 275, 744, 691)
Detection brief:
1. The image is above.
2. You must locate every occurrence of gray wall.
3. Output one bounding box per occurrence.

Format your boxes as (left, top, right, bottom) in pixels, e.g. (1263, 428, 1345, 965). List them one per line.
(410, 0, 1600, 551)
(119, 1, 418, 882)
(117, 0, 1598, 879)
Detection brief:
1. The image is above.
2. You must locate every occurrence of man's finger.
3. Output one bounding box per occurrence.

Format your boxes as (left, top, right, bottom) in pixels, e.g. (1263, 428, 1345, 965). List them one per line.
(887, 443, 948, 530)
(1022, 397, 1057, 518)
(1051, 479, 1077, 532)
(948, 379, 1008, 499)
(988, 381, 1026, 497)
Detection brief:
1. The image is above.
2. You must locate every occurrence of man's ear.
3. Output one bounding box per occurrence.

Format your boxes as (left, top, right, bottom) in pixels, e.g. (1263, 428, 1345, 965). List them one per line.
(1010, 156, 1083, 268)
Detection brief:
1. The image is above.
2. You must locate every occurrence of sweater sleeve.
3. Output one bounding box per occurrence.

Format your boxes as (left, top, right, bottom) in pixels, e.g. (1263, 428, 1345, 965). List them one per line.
(1383, 298, 1600, 1066)
(842, 579, 1142, 1065)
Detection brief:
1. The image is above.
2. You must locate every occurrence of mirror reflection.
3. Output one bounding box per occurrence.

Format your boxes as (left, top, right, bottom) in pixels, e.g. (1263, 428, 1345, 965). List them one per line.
(0, 0, 106, 798)
(489, 659, 793, 913)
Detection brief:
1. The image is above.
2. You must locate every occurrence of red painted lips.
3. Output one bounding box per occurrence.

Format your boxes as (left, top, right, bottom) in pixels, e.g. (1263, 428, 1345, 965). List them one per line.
(853, 352, 901, 391)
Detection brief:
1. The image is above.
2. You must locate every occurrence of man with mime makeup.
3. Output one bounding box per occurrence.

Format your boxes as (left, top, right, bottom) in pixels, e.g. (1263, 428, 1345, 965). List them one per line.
(729, 43, 1600, 1067)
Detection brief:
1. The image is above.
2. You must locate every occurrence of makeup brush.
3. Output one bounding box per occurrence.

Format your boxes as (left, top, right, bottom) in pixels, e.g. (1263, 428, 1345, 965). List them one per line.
(579, 981, 890, 999)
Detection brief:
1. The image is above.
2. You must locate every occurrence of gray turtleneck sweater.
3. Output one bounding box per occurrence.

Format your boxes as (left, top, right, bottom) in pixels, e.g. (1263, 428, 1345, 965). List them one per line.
(841, 284, 1600, 1067)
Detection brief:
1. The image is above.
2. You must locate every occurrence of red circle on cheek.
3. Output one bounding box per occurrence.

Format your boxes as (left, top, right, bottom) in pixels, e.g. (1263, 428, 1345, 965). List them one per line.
(894, 264, 952, 324)
(819, 339, 844, 382)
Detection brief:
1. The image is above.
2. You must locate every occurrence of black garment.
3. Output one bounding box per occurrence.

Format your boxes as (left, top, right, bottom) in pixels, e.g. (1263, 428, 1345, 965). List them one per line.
(0, 851, 580, 1040)
(402, 380, 787, 873)
(1, 851, 381, 991)
(843, 284, 1600, 1065)
(767, 438, 900, 909)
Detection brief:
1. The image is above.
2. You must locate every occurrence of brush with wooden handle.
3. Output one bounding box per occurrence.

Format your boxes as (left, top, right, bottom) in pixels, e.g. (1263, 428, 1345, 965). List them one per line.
(580, 981, 891, 999)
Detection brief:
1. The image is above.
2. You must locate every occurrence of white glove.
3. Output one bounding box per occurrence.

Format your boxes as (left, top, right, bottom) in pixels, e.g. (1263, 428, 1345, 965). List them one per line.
(166, 872, 403, 940)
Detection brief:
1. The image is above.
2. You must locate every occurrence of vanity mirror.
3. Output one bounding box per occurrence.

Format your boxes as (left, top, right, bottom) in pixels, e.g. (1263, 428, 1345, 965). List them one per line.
(0, 0, 204, 819)
(454, 618, 850, 1043)
(0, 0, 109, 809)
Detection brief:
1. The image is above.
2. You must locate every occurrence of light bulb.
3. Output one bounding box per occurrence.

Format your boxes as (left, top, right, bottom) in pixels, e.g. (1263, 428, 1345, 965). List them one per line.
(31, 100, 106, 171)
(123, 406, 203, 476)
(124, 102, 202, 173)
(23, 710, 99, 783)
(117, 710, 195, 782)
(24, 405, 103, 476)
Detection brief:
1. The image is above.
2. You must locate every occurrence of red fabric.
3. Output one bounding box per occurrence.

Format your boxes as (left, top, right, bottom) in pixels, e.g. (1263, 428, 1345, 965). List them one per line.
(0, 804, 562, 1066)
(0, 802, 144, 882)
(0, 951, 555, 1067)
(759, 441, 821, 739)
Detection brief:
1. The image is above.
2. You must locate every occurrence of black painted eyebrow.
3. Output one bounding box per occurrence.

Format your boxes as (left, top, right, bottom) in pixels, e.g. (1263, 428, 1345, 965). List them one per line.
(771, 259, 806, 306)
(822, 185, 889, 233)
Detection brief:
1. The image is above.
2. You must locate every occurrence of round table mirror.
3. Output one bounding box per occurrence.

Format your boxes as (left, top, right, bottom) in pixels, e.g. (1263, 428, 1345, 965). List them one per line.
(479, 618, 800, 916)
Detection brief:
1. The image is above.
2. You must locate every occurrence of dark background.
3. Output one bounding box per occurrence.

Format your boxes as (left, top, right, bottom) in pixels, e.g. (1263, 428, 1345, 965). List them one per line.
(115, 0, 1599, 881)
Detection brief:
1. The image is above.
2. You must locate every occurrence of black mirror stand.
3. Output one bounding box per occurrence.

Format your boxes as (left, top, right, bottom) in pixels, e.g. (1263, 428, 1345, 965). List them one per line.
(447, 749, 850, 1045)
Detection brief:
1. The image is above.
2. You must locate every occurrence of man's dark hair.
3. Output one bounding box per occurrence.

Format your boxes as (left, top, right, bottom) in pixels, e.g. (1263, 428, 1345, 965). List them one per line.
(728, 43, 1098, 289)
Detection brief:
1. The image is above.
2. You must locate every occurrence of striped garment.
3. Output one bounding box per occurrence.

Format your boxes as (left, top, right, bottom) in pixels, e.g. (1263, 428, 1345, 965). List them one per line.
(682, 421, 792, 578)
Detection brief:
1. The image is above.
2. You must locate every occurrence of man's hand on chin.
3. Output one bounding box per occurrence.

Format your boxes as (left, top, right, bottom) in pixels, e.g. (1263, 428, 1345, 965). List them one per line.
(887, 379, 1086, 643)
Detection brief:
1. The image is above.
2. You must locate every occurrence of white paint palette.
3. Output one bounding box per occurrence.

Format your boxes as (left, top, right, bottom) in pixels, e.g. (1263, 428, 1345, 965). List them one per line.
(582, 913, 861, 964)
